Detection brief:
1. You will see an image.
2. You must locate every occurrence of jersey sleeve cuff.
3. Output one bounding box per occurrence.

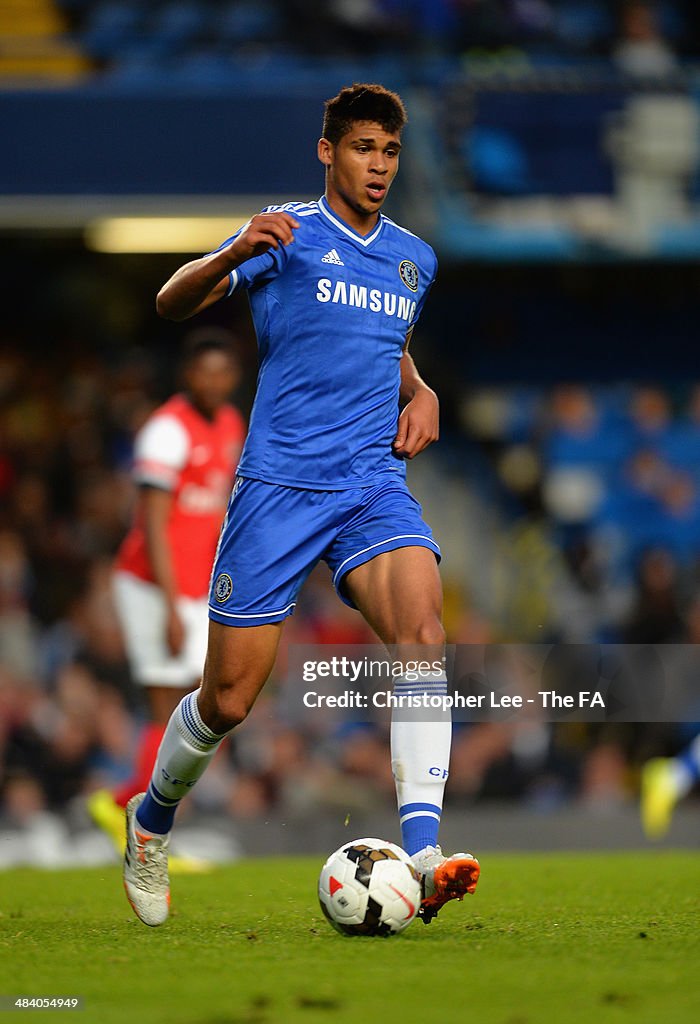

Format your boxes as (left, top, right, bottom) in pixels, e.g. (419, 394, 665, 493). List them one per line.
(135, 477, 175, 492)
(226, 268, 240, 297)
(133, 461, 179, 490)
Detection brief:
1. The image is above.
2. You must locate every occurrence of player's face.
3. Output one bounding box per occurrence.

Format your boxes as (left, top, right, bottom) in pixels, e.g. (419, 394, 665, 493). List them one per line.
(319, 121, 401, 231)
(185, 350, 239, 417)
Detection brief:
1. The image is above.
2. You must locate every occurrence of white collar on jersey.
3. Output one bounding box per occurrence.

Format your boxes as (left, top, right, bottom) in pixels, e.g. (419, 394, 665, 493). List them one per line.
(318, 195, 385, 247)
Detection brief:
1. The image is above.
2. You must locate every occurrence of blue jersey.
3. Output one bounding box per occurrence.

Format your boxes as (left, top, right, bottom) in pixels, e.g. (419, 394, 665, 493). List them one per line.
(215, 196, 437, 490)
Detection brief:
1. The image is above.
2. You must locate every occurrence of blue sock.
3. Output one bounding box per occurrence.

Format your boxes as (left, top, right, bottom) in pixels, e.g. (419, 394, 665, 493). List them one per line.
(399, 802, 442, 855)
(136, 785, 180, 835)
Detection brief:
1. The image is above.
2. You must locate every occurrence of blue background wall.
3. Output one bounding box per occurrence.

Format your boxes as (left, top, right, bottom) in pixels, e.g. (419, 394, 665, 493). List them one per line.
(2, 89, 321, 194)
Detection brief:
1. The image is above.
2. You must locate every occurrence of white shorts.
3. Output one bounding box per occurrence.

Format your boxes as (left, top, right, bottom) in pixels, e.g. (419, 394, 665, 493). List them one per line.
(113, 571, 209, 688)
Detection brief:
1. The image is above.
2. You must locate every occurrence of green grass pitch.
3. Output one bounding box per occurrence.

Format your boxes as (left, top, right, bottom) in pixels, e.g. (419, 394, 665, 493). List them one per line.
(1, 851, 698, 1024)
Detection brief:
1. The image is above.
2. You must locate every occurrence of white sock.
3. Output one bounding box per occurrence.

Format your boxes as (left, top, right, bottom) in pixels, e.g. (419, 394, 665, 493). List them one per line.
(391, 671, 451, 856)
(135, 690, 228, 834)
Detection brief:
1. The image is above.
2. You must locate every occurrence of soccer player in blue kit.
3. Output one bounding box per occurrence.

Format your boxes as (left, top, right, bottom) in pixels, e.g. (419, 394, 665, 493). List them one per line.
(123, 83, 480, 927)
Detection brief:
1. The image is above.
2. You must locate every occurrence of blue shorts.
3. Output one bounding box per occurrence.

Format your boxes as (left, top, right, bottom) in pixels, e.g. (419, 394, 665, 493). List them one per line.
(208, 475, 440, 627)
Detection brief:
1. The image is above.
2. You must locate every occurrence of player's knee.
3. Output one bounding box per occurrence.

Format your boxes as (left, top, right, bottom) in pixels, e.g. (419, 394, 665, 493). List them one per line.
(207, 688, 253, 729)
(215, 689, 253, 730)
(395, 617, 445, 648)
(199, 678, 254, 732)
(417, 619, 446, 647)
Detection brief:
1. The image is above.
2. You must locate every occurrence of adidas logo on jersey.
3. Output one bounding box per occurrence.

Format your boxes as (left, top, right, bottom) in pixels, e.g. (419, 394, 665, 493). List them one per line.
(321, 248, 344, 266)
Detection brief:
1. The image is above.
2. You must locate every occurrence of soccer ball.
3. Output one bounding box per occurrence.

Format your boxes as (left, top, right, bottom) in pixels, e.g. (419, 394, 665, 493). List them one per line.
(318, 837, 422, 937)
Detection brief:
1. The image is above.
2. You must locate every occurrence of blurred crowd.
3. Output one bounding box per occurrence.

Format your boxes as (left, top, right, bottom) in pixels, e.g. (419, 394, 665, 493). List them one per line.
(460, 382, 700, 642)
(0, 339, 391, 854)
(1, 335, 695, 860)
(5, 1, 698, 93)
(55, 1, 699, 75)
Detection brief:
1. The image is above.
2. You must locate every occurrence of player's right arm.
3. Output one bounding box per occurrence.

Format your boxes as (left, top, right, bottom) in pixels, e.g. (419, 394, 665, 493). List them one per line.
(140, 485, 185, 655)
(131, 412, 190, 654)
(156, 212, 300, 321)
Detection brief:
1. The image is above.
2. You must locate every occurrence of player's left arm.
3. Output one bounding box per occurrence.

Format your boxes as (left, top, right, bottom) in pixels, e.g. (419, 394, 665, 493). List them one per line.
(393, 339, 439, 459)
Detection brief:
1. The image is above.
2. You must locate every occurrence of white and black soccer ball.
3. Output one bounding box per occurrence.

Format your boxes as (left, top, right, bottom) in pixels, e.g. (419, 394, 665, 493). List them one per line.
(318, 837, 422, 937)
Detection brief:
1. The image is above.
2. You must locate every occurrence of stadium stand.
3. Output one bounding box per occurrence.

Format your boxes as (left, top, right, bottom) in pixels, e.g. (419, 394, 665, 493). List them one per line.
(0, 0, 89, 82)
(1, 0, 698, 859)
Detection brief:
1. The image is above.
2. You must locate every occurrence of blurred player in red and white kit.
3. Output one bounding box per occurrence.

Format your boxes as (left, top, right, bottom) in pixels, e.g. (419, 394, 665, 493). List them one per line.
(89, 330, 245, 868)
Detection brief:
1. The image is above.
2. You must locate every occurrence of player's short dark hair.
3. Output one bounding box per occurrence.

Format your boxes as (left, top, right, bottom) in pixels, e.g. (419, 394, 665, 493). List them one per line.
(181, 327, 239, 365)
(322, 83, 407, 145)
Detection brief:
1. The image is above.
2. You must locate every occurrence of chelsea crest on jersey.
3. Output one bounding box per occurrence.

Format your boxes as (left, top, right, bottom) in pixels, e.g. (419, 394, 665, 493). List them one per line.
(213, 196, 438, 491)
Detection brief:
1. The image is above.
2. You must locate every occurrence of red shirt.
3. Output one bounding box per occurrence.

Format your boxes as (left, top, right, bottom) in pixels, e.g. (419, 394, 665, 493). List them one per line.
(116, 394, 245, 597)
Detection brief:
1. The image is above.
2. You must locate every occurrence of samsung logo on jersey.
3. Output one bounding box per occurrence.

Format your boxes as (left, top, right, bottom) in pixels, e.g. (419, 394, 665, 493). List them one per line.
(316, 278, 416, 323)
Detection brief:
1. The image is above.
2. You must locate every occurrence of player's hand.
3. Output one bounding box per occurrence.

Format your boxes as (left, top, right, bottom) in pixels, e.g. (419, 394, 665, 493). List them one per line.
(227, 212, 300, 264)
(165, 605, 186, 657)
(393, 386, 439, 459)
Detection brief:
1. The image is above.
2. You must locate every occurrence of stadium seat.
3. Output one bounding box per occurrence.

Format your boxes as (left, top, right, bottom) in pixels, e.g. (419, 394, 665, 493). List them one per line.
(150, 2, 208, 47)
(80, 2, 144, 60)
(215, 1, 284, 47)
(555, 2, 613, 50)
